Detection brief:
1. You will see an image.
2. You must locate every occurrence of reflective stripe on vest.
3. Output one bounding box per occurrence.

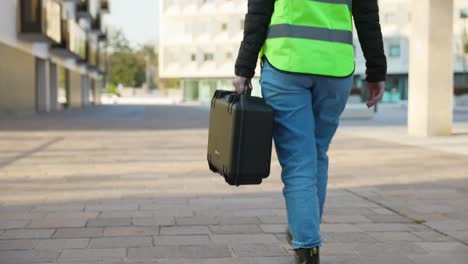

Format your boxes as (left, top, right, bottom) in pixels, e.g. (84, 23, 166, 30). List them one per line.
(267, 24, 353, 45)
(262, 0, 355, 77)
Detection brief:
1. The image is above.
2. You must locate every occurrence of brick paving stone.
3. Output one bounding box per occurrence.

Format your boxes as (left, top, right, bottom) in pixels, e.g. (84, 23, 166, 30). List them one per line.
(160, 225, 211, 235)
(2, 106, 468, 263)
(59, 248, 126, 261)
(103, 226, 159, 237)
(210, 225, 263, 234)
(32, 203, 85, 212)
(259, 224, 287, 234)
(153, 235, 212, 245)
(230, 243, 288, 257)
(98, 210, 153, 218)
(368, 231, 422, 242)
(258, 216, 288, 224)
(89, 236, 152, 248)
(354, 223, 414, 232)
(0, 229, 55, 239)
(175, 216, 219, 225)
(132, 216, 175, 226)
(411, 230, 452, 242)
(29, 214, 93, 228)
(53, 227, 104, 238)
(211, 234, 279, 245)
(35, 238, 89, 249)
(0, 239, 37, 250)
(0, 249, 60, 264)
(321, 224, 362, 233)
(0, 219, 30, 229)
(414, 242, 468, 254)
(87, 218, 132, 227)
(127, 245, 232, 260)
(322, 232, 377, 243)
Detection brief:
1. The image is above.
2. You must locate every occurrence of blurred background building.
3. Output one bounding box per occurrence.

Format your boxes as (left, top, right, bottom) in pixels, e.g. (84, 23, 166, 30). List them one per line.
(0, 0, 110, 114)
(159, 0, 468, 106)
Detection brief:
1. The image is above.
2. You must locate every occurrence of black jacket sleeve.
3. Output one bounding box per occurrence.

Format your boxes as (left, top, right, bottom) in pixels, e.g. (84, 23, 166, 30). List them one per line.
(235, 0, 275, 78)
(353, 0, 387, 82)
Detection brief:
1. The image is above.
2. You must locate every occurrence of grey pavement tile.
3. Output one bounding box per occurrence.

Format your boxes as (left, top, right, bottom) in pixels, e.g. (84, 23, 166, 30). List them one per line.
(53, 227, 104, 238)
(321, 224, 362, 233)
(153, 235, 212, 245)
(98, 210, 153, 219)
(85, 202, 139, 211)
(35, 238, 90, 249)
(0, 239, 38, 250)
(127, 245, 232, 260)
(218, 217, 262, 225)
(103, 226, 159, 237)
(211, 234, 279, 245)
(59, 248, 126, 261)
(354, 223, 414, 232)
(367, 231, 422, 242)
(322, 232, 377, 243)
(414, 242, 468, 254)
(258, 216, 288, 224)
(132, 217, 175, 227)
(210, 224, 263, 234)
(160, 225, 211, 235)
(87, 218, 132, 227)
(323, 215, 372, 224)
(32, 203, 85, 212)
(175, 216, 219, 225)
(409, 254, 468, 264)
(230, 243, 288, 257)
(411, 230, 452, 242)
(0, 219, 30, 229)
(29, 214, 93, 228)
(0, 250, 59, 263)
(89, 236, 152, 249)
(0, 229, 55, 239)
(259, 224, 287, 234)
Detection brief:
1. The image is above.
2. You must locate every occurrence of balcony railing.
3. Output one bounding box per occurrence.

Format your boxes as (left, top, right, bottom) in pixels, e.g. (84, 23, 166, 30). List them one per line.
(51, 19, 86, 59)
(18, 0, 62, 44)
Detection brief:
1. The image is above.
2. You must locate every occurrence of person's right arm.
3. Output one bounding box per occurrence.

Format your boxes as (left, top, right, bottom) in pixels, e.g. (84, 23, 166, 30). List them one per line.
(233, 0, 275, 94)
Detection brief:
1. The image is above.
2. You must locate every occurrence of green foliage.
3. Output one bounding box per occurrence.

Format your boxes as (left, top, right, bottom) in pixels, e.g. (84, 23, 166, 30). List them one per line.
(104, 84, 121, 97)
(159, 78, 180, 89)
(464, 42, 468, 54)
(109, 51, 145, 87)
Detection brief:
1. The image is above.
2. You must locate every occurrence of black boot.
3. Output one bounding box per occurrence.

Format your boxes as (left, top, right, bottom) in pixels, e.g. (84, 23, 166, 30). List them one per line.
(295, 247, 320, 264)
(286, 229, 320, 264)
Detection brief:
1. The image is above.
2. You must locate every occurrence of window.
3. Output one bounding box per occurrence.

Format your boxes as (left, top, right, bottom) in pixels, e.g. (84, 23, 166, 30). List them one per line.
(221, 23, 228, 32)
(389, 45, 401, 57)
(240, 19, 245, 30)
(226, 52, 233, 59)
(204, 53, 214, 61)
(191, 53, 196, 62)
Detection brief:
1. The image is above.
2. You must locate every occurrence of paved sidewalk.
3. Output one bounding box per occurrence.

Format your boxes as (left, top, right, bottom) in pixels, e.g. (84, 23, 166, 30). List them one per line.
(0, 105, 467, 264)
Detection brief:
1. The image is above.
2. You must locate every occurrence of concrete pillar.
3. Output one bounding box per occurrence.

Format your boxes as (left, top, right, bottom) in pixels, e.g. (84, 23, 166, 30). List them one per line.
(49, 62, 59, 111)
(36, 58, 50, 112)
(408, 0, 454, 136)
(81, 75, 89, 106)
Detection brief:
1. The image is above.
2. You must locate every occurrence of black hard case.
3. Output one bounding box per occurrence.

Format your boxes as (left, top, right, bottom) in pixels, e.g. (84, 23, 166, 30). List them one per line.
(207, 89, 274, 186)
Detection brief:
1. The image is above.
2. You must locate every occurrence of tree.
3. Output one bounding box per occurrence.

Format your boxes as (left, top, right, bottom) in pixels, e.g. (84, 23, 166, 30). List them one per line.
(109, 52, 145, 87)
(107, 28, 146, 87)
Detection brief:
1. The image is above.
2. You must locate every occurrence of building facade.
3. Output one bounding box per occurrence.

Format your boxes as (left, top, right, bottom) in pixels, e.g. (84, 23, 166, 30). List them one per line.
(0, 0, 110, 114)
(159, 0, 468, 104)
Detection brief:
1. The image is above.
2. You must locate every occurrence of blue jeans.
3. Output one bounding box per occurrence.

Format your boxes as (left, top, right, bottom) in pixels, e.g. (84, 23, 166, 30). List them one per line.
(260, 59, 352, 249)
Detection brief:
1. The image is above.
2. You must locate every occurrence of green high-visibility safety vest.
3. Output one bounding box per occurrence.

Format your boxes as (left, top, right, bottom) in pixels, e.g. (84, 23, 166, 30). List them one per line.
(262, 0, 355, 77)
